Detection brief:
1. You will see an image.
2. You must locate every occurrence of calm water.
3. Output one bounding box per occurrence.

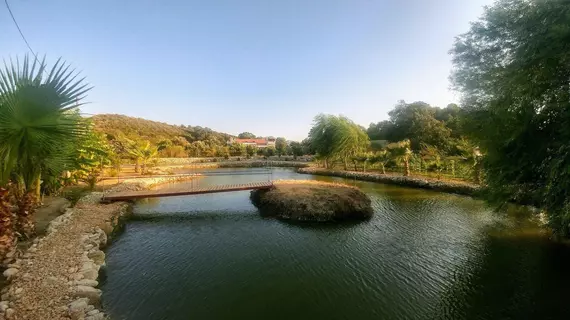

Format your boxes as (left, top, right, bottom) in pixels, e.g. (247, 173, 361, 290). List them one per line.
(100, 168, 570, 320)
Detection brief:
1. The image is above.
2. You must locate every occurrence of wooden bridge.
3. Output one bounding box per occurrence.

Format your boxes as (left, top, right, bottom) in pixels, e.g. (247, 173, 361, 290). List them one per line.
(101, 181, 274, 203)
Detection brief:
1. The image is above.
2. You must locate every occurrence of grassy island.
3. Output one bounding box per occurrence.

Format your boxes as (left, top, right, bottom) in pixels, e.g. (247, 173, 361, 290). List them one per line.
(250, 180, 373, 222)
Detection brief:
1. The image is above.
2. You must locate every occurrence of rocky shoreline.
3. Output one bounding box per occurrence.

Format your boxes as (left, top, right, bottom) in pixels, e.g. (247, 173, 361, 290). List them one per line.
(0, 176, 193, 320)
(297, 168, 481, 196)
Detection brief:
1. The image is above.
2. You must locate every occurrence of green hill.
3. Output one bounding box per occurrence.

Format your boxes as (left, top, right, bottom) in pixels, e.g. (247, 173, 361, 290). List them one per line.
(91, 114, 234, 156)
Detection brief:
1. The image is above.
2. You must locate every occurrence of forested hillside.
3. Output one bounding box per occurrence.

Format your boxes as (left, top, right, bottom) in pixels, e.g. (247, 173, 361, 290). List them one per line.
(91, 114, 234, 157)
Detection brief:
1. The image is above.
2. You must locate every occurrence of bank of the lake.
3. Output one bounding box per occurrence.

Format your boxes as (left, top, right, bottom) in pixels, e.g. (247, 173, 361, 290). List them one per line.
(298, 167, 480, 196)
(0, 176, 195, 320)
(101, 168, 570, 320)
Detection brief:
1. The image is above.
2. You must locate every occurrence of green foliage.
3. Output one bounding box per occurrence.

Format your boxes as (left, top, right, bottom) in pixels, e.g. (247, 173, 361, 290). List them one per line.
(229, 143, 246, 157)
(92, 114, 233, 158)
(289, 141, 304, 159)
(0, 56, 90, 192)
(238, 132, 256, 139)
(450, 0, 570, 236)
(264, 146, 276, 157)
(308, 114, 370, 168)
(275, 137, 287, 157)
(245, 144, 258, 158)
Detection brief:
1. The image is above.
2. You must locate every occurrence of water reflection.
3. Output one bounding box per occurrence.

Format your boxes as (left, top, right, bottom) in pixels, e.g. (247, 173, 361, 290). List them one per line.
(101, 168, 570, 320)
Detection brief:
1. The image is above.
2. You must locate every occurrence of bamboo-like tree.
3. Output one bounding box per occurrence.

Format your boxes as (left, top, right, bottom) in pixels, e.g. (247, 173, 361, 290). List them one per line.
(0, 56, 90, 241)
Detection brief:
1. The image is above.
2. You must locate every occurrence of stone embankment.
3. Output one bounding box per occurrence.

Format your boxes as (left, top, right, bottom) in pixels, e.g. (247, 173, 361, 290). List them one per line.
(0, 176, 187, 320)
(297, 168, 480, 196)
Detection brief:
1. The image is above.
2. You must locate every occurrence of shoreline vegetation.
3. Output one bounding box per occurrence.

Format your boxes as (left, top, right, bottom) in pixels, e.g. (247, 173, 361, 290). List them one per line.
(250, 180, 373, 222)
(297, 167, 480, 197)
(0, 176, 195, 320)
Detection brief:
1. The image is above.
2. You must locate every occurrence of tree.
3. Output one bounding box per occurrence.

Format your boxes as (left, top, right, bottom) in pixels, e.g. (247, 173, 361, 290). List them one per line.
(275, 137, 287, 157)
(245, 144, 258, 158)
(420, 144, 444, 180)
(129, 141, 158, 174)
(370, 150, 391, 174)
(264, 146, 276, 157)
(229, 143, 246, 157)
(387, 140, 412, 176)
(238, 132, 256, 139)
(0, 56, 90, 241)
(450, 0, 570, 236)
(308, 114, 370, 169)
(289, 141, 304, 159)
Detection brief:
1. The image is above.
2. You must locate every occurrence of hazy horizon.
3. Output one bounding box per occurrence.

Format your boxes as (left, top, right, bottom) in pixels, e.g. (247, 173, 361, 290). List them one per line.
(1, 0, 494, 140)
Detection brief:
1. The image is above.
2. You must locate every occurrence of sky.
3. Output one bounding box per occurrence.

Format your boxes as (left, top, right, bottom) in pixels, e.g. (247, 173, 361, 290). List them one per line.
(1, 0, 493, 141)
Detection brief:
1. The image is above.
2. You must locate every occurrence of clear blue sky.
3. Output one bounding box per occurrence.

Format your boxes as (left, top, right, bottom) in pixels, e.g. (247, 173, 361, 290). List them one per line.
(1, 0, 493, 141)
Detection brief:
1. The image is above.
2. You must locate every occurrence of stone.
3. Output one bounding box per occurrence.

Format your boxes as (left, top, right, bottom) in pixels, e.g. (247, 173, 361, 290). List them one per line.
(27, 247, 37, 253)
(81, 268, 98, 281)
(2, 268, 18, 279)
(85, 313, 105, 320)
(14, 288, 22, 295)
(74, 286, 101, 304)
(87, 250, 105, 266)
(87, 309, 100, 316)
(72, 273, 84, 281)
(68, 267, 78, 274)
(76, 279, 98, 287)
(1, 293, 9, 301)
(5, 251, 14, 259)
(68, 298, 89, 320)
(0, 301, 9, 312)
(4, 308, 14, 319)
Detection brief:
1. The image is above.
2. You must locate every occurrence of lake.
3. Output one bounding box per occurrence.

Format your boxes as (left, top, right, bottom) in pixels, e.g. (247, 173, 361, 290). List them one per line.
(100, 168, 570, 320)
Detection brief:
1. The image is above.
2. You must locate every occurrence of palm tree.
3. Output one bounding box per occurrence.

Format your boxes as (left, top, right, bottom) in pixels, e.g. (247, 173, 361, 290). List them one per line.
(0, 56, 90, 239)
(129, 141, 158, 175)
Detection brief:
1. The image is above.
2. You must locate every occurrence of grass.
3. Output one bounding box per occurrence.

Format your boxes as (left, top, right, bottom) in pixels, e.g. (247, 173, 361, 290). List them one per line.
(251, 180, 373, 222)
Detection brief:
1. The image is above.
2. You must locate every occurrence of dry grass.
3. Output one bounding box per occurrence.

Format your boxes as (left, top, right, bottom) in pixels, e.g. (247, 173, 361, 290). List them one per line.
(251, 180, 373, 222)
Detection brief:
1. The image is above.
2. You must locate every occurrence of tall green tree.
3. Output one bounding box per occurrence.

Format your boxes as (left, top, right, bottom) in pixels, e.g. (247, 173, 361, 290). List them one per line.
(0, 56, 90, 240)
(238, 132, 256, 139)
(308, 114, 370, 169)
(450, 0, 570, 236)
(275, 137, 287, 157)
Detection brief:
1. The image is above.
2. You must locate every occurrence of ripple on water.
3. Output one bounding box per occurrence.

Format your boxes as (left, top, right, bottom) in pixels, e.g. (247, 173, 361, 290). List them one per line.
(100, 169, 570, 320)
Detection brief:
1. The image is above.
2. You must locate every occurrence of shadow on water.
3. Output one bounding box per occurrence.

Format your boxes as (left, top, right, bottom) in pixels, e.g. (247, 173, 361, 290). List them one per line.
(100, 168, 570, 320)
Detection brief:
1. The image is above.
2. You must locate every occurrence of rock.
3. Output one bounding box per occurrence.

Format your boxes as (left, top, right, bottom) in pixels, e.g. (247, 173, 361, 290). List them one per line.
(74, 286, 101, 304)
(0, 301, 9, 312)
(87, 309, 100, 316)
(75, 279, 98, 287)
(68, 267, 78, 274)
(27, 247, 37, 253)
(85, 313, 105, 320)
(82, 268, 98, 281)
(72, 273, 84, 281)
(14, 288, 22, 295)
(1, 293, 9, 301)
(5, 308, 14, 319)
(5, 251, 14, 258)
(3, 268, 18, 279)
(68, 298, 89, 320)
(87, 250, 105, 266)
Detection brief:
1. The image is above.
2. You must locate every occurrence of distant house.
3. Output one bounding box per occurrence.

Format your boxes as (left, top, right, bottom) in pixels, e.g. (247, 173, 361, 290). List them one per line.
(229, 137, 276, 148)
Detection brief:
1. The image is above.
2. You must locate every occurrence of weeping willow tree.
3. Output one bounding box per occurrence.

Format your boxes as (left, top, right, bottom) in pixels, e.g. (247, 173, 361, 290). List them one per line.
(0, 56, 90, 244)
(308, 114, 370, 169)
